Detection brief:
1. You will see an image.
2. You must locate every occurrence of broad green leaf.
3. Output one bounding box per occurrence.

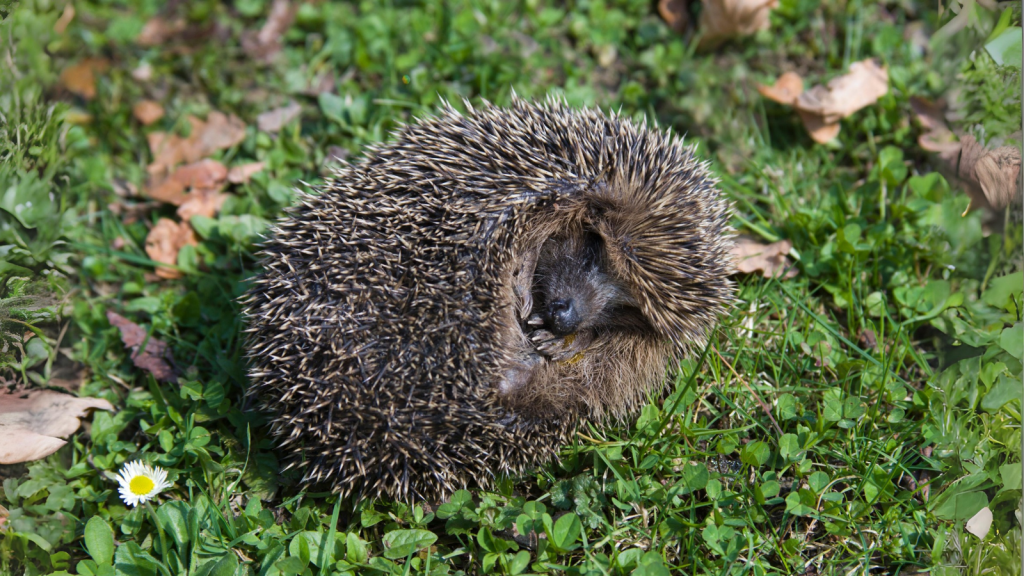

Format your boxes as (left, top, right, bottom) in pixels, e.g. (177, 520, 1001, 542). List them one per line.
(84, 516, 114, 566)
(985, 26, 1022, 68)
(155, 501, 191, 551)
(998, 324, 1023, 359)
(549, 513, 581, 551)
(346, 532, 368, 564)
(981, 375, 1022, 411)
(381, 529, 437, 559)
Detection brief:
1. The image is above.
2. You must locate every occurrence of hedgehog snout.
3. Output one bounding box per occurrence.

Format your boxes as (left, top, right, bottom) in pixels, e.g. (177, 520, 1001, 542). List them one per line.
(547, 298, 581, 336)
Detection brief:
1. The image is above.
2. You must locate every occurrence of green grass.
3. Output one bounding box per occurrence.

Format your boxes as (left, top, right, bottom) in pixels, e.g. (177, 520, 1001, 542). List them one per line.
(0, 0, 1021, 575)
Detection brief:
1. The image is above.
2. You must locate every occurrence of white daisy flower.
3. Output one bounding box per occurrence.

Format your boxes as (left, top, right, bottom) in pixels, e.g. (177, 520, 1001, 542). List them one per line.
(115, 461, 171, 507)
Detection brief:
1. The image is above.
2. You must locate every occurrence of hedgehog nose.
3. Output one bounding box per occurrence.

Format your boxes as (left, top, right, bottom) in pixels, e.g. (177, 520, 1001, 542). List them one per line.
(548, 299, 580, 336)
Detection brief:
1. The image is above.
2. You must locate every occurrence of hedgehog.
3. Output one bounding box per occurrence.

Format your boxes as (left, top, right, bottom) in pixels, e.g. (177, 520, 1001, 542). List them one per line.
(241, 96, 734, 502)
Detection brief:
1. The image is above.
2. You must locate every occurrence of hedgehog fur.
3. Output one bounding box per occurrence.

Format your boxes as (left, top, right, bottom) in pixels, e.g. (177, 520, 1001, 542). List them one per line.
(241, 96, 734, 501)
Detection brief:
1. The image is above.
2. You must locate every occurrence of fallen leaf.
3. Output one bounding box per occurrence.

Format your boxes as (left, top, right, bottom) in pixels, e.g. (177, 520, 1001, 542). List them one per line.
(146, 159, 228, 205)
(53, 3, 75, 34)
(859, 328, 878, 351)
(147, 112, 246, 176)
(59, 58, 110, 100)
(257, 102, 302, 133)
(132, 62, 155, 82)
(757, 71, 804, 105)
(106, 311, 177, 382)
(241, 0, 297, 62)
(796, 109, 842, 144)
(178, 189, 229, 221)
(758, 59, 888, 144)
(731, 236, 799, 279)
(658, 0, 691, 34)
(974, 145, 1022, 210)
(132, 100, 165, 125)
(698, 0, 777, 49)
(944, 136, 1023, 212)
(0, 388, 114, 464)
(795, 59, 889, 124)
(227, 162, 265, 184)
(137, 17, 187, 46)
(144, 218, 197, 280)
(965, 506, 993, 540)
(0, 503, 7, 530)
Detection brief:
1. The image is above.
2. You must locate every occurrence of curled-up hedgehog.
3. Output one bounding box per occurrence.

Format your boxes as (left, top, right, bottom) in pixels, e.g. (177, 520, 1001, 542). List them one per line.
(242, 96, 734, 501)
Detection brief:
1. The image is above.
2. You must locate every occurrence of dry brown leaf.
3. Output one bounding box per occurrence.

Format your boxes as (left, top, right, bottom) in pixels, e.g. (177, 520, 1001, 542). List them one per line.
(146, 159, 228, 205)
(59, 58, 110, 100)
(178, 189, 229, 221)
(757, 71, 804, 105)
(760, 60, 888, 144)
(132, 100, 165, 125)
(658, 0, 691, 33)
(975, 147, 1022, 210)
(796, 109, 842, 144)
(241, 0, 297, 62)
(0, 388, 114, 464)
(731, 236, 798, 279)
(137, 17, 187, 46)
(0, 503, 7, 530)
(144, 218, 197, 280)
(147, 112, 246, 176)
(106, 311, 178, 382)
(859, 328, 878, 351)
(257, 102, 302, 133)
(698, 0, 777, 49)
(946, 136, 1023, 211)
(197, 111, 248, 156)
(227, 162, 265, 184)
(794, 59, 888, 124)
(53, 3, 75, 34)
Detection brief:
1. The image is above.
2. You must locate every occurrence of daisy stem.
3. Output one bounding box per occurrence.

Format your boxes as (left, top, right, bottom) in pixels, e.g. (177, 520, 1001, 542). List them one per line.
(145, 501, 174, 576)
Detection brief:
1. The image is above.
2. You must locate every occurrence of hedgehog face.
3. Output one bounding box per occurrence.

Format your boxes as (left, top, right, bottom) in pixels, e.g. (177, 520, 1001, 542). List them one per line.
(534, 232, 631, 337)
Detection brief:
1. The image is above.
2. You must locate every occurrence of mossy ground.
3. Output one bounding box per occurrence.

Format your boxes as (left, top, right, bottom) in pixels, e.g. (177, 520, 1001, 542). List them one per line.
(0, 1, 1021, 575)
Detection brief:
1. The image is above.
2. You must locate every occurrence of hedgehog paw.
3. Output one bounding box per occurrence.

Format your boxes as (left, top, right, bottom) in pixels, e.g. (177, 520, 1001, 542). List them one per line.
(529, 329, 587, 362)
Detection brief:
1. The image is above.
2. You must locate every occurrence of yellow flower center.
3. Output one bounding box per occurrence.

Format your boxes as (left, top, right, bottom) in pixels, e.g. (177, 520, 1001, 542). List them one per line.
(129, 475, 155, 495)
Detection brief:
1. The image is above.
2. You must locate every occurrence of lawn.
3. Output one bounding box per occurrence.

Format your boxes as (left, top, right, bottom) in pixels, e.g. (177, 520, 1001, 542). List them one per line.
(0, 1, 1021, 575)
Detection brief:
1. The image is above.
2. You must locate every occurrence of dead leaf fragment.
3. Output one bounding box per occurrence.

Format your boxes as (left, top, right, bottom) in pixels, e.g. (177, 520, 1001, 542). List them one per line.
(242, 0, 297, 62)
(146, 159, 228, 205)
(757, 71, 804, 105)
(132, 100, 165, 125)
(658, 0, 690, 34)
(0, 388, 114, 464)
(796, 109, 842, 144)
(965, 506, 993, 540)
(144, 218, 197, 280)
(257, 102, 302, 133)
(0, 504, 7, 530)
(795, 59, 889, 124)
(946, 135, 1023, 211)
(106, 311, 177, 382)
(227, 162, 265, 184)
(758, 60, 888, 144)
(178, 189, 229, 221)
(731, 236, 798, 279)
(59, 58, 110, 100)
(147, 112, 246, 176)
(974, 146, 1022, 210)
(858, 328, 877, 351)
(698, 0, 777, 49)
(137, 17, 187, 46)
(53, 3, 75, 34)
